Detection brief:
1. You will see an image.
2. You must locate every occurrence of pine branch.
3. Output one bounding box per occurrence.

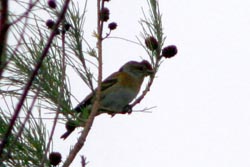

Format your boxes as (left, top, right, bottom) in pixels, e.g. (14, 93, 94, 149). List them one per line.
(0, 0, 71, 159)
(62, 0, 105, 166)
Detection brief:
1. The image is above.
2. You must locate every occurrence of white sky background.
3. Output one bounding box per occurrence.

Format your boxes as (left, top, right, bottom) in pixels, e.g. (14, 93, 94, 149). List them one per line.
(6, 0, 250, 166)
(53, 0, 250, 166)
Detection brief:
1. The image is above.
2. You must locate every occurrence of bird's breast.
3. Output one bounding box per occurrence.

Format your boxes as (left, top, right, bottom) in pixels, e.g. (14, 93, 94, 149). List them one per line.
(100, 86, 137, 112)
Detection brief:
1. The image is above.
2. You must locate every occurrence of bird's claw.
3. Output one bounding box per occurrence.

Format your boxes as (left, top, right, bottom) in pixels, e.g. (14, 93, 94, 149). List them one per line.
(121, 105, 132, 114)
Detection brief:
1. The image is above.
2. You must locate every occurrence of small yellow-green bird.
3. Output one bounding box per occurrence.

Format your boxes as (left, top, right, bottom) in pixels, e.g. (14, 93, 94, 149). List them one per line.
(61, 60, 154, 139)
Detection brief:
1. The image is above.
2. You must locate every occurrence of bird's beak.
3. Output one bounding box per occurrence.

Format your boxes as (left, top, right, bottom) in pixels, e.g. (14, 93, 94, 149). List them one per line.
(140, 60, 154, 76)
(145, 68, 155, 76)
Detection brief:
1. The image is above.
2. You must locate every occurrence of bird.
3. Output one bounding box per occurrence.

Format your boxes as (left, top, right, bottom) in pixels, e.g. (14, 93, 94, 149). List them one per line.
(61, 60, 154, 139)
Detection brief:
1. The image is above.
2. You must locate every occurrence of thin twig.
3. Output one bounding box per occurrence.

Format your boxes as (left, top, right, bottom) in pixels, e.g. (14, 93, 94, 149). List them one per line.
(14, 90, 39, 141)
(131, 0, 164, 108)
(107, 36, 142, 46)
(0, 0, 10, 78)
(1, 3, 31, 81)
(39, 20, 68, 167)
(9, 0, 39, 26)
(131, 74, 155, 107)
(1, 89, 40, 161)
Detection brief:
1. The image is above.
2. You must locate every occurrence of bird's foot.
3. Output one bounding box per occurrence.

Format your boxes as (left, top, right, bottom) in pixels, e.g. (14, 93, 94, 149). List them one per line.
(121, 105, 132, 114)
(104, 105, 133, 117)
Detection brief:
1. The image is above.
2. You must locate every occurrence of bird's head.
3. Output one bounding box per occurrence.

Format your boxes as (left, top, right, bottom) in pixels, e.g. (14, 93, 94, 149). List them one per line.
(119, 60, 154, 78)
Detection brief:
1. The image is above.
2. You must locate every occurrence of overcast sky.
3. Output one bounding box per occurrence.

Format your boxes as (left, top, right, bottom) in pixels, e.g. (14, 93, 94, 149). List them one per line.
(48, 0, 250, 166)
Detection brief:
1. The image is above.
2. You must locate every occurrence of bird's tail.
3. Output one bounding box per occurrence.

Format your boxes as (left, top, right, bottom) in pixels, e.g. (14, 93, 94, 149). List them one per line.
(60, 119, 78, 140)
(60, 105, 93, 140)
(61, 130, 73, 140)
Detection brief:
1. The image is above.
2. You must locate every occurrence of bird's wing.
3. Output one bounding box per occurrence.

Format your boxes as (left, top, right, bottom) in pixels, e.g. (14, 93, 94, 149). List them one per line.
(74, 71, 120, 112)
(100, 71, 119, 91)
